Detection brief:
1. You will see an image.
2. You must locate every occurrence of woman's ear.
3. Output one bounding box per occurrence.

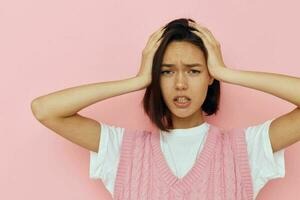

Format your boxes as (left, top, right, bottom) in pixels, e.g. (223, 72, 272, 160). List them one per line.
(208, 76, 214, 85)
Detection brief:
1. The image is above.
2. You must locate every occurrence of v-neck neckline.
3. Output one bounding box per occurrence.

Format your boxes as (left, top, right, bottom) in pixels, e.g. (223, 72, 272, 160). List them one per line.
(151, 124, 218, 193)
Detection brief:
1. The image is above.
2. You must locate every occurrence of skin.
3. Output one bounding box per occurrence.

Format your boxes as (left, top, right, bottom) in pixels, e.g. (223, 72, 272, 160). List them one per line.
(160, 41, 214, 129)
(140, 21, 300, 152)
(189, 21, 300, 153)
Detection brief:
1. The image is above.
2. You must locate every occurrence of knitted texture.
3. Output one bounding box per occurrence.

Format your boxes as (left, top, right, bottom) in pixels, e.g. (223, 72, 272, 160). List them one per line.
(113, 125, 253, 200)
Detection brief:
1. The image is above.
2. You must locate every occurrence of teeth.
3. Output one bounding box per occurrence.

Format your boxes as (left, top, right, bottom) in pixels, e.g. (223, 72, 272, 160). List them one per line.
(176, 97, 190, 102)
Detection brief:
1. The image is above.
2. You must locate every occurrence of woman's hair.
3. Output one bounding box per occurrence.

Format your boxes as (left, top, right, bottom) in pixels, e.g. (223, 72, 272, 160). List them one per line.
(141, 18, 220, 133)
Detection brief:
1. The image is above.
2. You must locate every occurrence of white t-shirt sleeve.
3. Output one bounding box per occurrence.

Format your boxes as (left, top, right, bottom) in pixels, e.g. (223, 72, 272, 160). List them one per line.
(89, 122, 124, 183)
(245, 118, 286, 199)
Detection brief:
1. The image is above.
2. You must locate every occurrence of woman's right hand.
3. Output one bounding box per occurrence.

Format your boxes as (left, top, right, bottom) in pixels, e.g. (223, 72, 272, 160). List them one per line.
(136, 25, 166, 87)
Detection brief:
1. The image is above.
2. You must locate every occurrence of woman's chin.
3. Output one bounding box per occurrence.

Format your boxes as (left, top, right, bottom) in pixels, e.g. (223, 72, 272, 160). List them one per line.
(170, 108, 194, 118)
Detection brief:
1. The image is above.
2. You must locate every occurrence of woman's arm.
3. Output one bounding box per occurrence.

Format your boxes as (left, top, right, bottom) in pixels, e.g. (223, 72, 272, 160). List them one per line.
(31, 25, 165, 120)
(216, 67, 300, 153)
(216, 68, 300, 107)
(188, 20, 300, 153)
(31, 76, 148, 120)
(30, 76, 148, 152)
(30, 25, 164, 152)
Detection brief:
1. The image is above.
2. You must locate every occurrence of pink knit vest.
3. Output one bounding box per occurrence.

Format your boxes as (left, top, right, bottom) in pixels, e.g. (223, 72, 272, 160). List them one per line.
(113, 124, 253, 200)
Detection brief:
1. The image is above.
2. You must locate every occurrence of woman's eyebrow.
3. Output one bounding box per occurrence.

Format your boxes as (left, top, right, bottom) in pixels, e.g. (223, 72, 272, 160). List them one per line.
(161, 63, 204, 68)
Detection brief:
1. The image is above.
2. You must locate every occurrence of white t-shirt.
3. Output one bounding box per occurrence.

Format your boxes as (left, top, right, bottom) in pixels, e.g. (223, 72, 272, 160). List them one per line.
(89, 119, 285, 199)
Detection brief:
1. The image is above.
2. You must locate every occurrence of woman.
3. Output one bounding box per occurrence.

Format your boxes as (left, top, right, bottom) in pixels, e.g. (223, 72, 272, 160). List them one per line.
(31, 18, 300, 199)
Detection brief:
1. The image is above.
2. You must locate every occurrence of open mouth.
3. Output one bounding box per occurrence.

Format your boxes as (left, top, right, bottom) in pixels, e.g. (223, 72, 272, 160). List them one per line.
(173, 97, 191, 108)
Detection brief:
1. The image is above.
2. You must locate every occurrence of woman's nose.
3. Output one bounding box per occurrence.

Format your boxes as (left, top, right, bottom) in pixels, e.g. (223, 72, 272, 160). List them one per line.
(175, 72, 188, 89)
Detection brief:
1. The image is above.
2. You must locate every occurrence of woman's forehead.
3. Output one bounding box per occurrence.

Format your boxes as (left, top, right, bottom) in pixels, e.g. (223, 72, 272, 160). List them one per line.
(163, 44, 205, 63)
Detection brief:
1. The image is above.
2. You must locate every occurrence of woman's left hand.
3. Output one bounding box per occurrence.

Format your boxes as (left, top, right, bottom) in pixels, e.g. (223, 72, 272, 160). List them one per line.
(188, 21, 227, 79)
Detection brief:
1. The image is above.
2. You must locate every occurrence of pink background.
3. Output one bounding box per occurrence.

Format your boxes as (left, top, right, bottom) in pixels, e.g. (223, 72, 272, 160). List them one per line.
(1, 0, 300, 199)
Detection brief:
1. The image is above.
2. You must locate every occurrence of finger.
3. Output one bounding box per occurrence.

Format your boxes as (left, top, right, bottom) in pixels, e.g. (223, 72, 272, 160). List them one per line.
(152, 25, 166, 37)
(153, 26, 166, 43)
(190, 30, 210, 45)
(189, 21, 211, 35)
(189, 22, 213, 41)
(189, 22, 217, 44)
(191, 30, 216, 52)
(148, 27, 165, 48)
(149, 26, 165, 43)
(154, 25, 166, 38)
(190, 30, 213, 46)
(146, 27, 164, 47)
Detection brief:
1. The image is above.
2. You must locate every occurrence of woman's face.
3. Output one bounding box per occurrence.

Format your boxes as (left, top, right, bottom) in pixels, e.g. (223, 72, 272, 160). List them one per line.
(160, 41, 214, 129)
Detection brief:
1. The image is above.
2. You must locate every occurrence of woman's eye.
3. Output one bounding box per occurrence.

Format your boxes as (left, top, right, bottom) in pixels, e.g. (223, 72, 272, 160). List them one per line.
(161, 70, 172, 75)
(189, 70, 201, 74)
(161, 70, 200, 75)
